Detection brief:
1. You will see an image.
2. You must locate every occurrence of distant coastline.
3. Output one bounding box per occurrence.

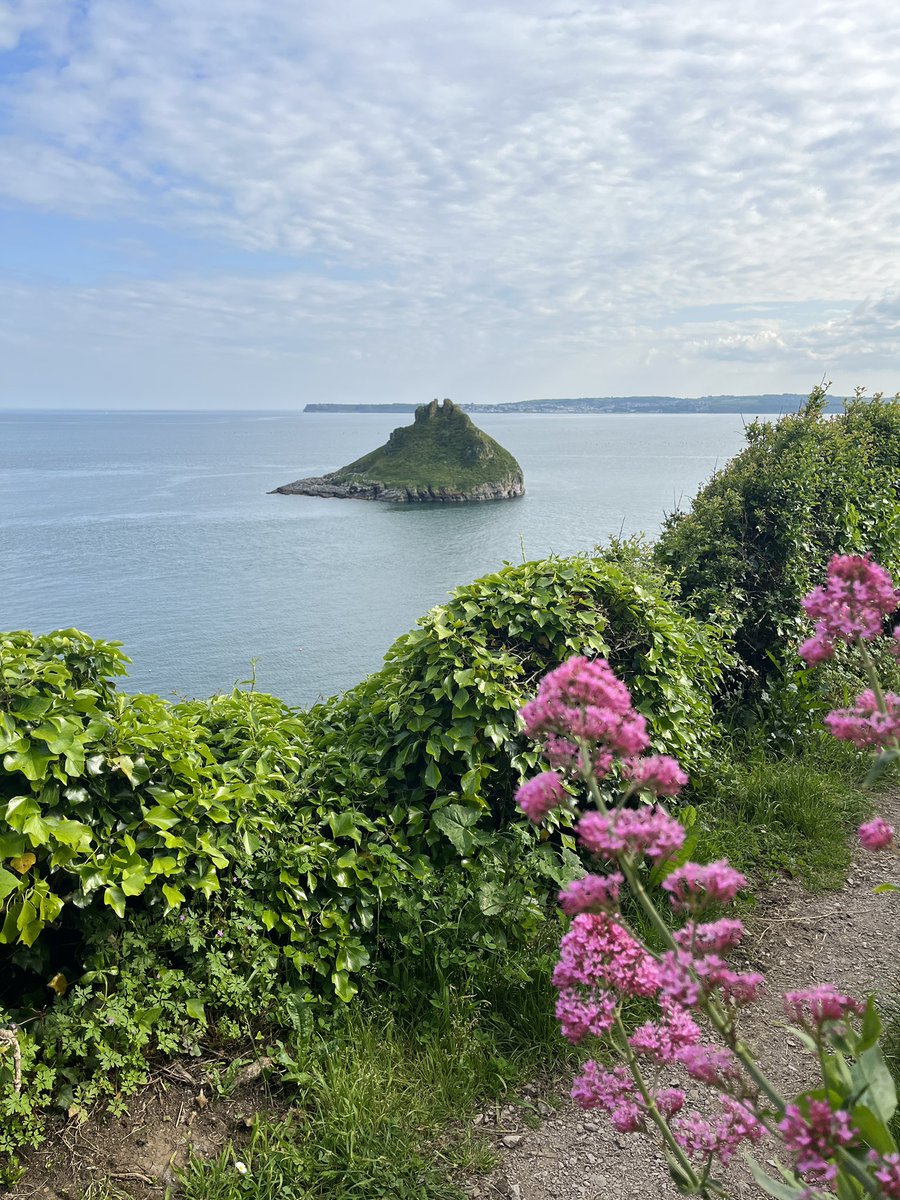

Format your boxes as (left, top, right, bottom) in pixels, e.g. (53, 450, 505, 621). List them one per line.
(304, 394, 839, 415)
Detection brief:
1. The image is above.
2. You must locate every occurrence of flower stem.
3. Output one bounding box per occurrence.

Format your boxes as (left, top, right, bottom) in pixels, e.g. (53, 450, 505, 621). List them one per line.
(612, 1011, 704, 1193)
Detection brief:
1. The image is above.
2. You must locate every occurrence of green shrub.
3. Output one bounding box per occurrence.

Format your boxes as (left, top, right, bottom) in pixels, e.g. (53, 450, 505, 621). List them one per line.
(655, 388, 900, 690)
(306, 550, 731, 847)
(0, 629, 269, 949)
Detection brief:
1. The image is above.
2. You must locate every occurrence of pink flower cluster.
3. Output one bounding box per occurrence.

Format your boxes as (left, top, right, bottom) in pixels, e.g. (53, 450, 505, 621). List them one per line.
(558, 871, 623, 916)
(778, 1100, 857, 1185)
(656, 948, 764, 1011)
(662, 860, 748, 911)
(571, 1061, 685, 1130)
(515, 770, 566, 823)
(553, 911, 658, 1042)
(674, 918, 746, 956)
(622, 753, 689, 797)
(628, 1006, 701, 1063)
(871, 1152, 900, 1198)
(799, 554, 899, 663)
(577, 806, 685, 864)
(520, 656, 649, 771)
(784, 985, 864, 1032)
(672, 1098, 764, 1166)
(825, 689, 900, 750)
(858, 816, 896, 851)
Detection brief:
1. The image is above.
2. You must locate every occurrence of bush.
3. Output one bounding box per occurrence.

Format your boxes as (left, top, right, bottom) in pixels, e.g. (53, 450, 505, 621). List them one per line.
(306, 549, 731, 844)
(655, 388, 900, 690)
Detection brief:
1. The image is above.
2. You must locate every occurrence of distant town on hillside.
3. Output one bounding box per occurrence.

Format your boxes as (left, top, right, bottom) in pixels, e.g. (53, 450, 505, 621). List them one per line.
(304, 393, 842, 415)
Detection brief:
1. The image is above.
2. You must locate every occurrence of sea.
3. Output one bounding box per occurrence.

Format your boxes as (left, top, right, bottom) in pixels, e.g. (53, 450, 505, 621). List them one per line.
(1, 410, 762, 708)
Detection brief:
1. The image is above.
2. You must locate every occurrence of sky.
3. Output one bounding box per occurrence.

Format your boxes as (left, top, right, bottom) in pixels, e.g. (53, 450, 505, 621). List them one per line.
(2, 0, 900, 409)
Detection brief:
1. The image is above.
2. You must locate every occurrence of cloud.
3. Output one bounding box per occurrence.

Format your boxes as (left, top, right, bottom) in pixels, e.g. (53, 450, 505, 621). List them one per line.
(2, 0, 900, 403)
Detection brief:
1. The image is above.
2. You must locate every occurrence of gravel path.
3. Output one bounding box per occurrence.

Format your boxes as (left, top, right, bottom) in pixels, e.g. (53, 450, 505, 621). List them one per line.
(470, 791, 900, 1200)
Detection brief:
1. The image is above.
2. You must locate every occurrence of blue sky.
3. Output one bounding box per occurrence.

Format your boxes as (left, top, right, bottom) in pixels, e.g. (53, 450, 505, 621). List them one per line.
(2, 0, 900, 408)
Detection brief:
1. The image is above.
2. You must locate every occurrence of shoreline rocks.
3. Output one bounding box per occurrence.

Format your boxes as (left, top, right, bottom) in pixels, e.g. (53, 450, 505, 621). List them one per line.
(270, 474, 525, 503)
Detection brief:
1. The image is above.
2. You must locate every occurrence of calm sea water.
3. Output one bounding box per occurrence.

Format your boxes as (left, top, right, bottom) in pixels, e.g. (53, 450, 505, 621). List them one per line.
(1, 411, 759, 707)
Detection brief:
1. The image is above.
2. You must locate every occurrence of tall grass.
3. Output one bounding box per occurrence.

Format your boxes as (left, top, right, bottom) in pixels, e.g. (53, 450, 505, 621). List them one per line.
(690, 737, 869, 890)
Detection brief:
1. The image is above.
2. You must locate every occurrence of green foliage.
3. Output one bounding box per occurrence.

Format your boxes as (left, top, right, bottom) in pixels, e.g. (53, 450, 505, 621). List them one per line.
(655, 388, 900, 689)
(307, 551, 730, 857)
(331, 398, 523, 491)
(689, 740, 867, 889)
(0, 630, 276, 948)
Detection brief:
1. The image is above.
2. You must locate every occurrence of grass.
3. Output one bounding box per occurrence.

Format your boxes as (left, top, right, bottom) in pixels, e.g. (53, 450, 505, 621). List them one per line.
(176, 939, 571, 1200)
(690, 736, 871, 890)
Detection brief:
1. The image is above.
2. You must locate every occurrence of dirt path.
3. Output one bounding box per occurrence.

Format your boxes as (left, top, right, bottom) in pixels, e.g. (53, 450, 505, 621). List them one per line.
(469, 791, 900, 1200)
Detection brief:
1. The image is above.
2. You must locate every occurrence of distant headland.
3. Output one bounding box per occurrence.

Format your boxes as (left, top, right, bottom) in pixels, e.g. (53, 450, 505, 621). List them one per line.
(304, 393, 836, 415)
(272, 398, 524, 503)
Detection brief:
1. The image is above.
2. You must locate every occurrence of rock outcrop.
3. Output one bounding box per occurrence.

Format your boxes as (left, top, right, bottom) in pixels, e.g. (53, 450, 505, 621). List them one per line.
(272, 399, 525, 503)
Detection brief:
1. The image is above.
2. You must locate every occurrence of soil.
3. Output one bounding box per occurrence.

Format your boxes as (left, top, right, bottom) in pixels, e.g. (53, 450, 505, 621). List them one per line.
(468, 789, 900, 1200)
(8, 1058, 279, 1200)
(8, 793, 900, 1200)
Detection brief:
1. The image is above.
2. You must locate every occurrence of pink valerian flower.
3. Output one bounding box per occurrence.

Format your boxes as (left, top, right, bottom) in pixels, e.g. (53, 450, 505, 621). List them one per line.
(799, 631, 835, 665)
(553, 911, 660, 1014)
(622, 753, 689, 797)
(571, 1063, 685, 1133)
(892, 627, 900, 660)
(543, 733, 580, 770)
(675, 918, 746, 957)
(784, 985, 865, 1031)
(656, 948, 764, 1010)
(628, 1008, 701, 1063)
(520, 656, 650, 758)
(515, 770, 566, 822)
(655, 1088, 686, 1119)
(800, 554, 899, 662)
(577, 806, 685, 864)
(676, 1043, 743, 1090)
(558, 871, 623, 916)
(778, 1101, 857, 1185)
(656, 950, 701, 1009)
(571, 1061, 642, 1124)
(663, 860, 747, 911)
(555, 988, 617, 1044)
(858, 816, 896, 851)
(825, 690, 900, 750)
(672, 1098, 764, 1166)
(870, 1152, 900, 1198)
(693, 956, 765, 1006)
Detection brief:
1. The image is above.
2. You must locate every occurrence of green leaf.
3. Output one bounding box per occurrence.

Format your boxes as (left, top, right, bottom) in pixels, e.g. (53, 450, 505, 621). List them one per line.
(335, 943, 370, 973)
(103, 884, 127, 919)
(162, 883, 185, 908)
(331, 969, 357, 1003)
(744, 1155, 808, 1199)
(185, 998, 206, 1021)
(327, 811, 357, 840)
(431, 803, 479, 854)
(858, 996, 882, 1053)
(851, 1044, 897, 1124)
(850, 1103, 897, 1156)
(0, 868, 21, 903)
(3, 745, 53, 782)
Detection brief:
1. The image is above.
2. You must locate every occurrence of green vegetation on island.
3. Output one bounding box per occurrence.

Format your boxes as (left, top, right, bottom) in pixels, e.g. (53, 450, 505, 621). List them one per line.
(3, 388, 900, 1196)
(273, 398, 524, 501)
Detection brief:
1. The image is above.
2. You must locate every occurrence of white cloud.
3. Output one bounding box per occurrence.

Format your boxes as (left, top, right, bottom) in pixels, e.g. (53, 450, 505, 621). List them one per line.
(3, 0, 900, 403)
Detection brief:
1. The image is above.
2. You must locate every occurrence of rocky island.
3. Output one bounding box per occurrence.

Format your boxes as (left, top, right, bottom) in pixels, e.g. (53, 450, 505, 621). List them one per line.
(272, 399, 525, 503)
